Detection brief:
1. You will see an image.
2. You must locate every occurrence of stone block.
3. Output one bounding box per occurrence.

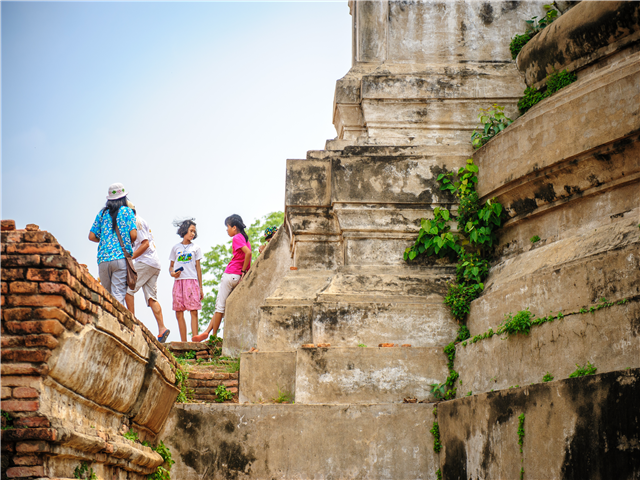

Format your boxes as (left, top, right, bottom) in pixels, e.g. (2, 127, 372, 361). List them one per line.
(457, 301, 640, 396)
(131, 371, 180, 434)
(285, 159, 331, 207)
(47, 327, 146, 414)
(2, 428, 56, 441)
(24, 334, 59, 349)
(160, 403, 439, 480)
(438, 369, 640, 480)
(295, 347, 448, 404)
(1, 387, 12, 399)
(312, 302, 458, 348)
(518, 1, 640, 87)
(239, 351, 296, 404)
(0, 255, 40, 267)
(257, 305, 313, 351)
(1, 364, 49, 376)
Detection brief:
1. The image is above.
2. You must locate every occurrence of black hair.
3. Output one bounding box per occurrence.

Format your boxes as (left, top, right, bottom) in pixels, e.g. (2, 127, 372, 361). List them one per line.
(225, 214, 248, 242)
(101, 196, 129, 231)
(175, 219, 197, 239)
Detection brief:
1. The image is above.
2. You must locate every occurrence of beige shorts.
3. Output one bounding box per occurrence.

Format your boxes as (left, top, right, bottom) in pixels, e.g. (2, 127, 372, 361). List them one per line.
(127, 262, 160, 306)
(215, 273, 241, 314)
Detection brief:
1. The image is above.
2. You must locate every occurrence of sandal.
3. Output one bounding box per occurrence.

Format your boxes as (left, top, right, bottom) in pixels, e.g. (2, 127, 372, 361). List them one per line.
(157, 329, 170, 343)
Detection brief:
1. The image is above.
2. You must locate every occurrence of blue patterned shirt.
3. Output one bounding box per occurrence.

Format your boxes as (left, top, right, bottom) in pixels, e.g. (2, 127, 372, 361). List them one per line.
(90, 207, 137, 264)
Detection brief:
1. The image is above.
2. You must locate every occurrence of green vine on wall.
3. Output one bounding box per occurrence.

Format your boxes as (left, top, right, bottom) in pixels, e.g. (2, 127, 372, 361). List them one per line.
(518, 69, 577, 113)
(148, 441, 175, 480)
(509, 4, 559, 59)
(405, 157, 505, 325)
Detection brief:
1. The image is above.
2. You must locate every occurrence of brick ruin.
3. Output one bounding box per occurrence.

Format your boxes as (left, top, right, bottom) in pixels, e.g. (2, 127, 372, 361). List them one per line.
(1, 222, 179, 479)
(2, 1, 640, 479)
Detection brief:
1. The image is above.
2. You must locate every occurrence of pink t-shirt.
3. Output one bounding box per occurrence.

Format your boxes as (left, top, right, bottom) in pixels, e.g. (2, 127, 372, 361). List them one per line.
(225, 233, 251, 275)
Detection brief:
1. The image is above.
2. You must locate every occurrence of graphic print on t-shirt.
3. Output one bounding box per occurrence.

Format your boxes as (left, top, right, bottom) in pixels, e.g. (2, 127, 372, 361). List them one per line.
(177, 252, 193, 263)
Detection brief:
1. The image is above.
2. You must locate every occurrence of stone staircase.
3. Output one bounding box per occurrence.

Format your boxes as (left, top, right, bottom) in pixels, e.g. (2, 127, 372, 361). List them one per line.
(167, 342, 239, 404)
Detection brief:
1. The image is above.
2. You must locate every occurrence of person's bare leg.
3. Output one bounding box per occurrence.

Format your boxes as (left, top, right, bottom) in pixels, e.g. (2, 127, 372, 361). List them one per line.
(193, 311, 223, 342)
(176, 311, 187, 342)
(125, 294, 135, 315)
(149, 298, 167, 336)
(190, 311, 199, 339)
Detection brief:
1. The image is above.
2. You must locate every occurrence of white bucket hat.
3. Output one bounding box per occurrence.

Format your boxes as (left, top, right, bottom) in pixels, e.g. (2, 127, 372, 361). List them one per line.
(106, 183, 127, 200)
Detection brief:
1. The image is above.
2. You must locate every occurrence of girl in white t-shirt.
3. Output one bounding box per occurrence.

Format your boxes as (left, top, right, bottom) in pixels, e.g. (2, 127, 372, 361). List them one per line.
(169, 219, 204, 341)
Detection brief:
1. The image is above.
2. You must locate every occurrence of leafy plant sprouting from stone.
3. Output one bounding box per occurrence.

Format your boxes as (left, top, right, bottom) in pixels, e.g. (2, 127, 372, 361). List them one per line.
(405, 158, 504, 323)
(509, 4, 559, 59)
(431, 326, 469, 400)
(74, 461, 97, 480)
(497, 308, 534, 337)
(542, 372, 554, 382)
(430, 414, 442, 453)
(530, 235, 540, 243)
(171, 353, 192, 403)
(148, 440, 175, 480)
(215, 385, 234, 403)
(569, 362, 597, 378)
(272, 386, 293, 404)
(518, 69, 577, 113)
(518, 413, 526, 479)
(207, 334, 223, 356)
(1, 410, 13, 430)
(358, 343, 367, 347)
(123, 429, 139, 442)
(471, 104, 513, 149)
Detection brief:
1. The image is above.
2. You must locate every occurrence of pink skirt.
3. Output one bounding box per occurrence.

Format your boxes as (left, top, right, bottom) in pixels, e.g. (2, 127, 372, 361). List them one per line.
(172, 279, 202, 311)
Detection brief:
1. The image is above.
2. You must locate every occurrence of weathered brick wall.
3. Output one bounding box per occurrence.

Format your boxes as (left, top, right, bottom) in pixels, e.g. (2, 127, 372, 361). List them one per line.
(1, 221, 179, 480)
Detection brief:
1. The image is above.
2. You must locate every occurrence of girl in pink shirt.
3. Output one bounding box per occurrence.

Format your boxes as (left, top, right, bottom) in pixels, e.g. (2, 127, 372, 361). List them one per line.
(193, 214, 251, 342)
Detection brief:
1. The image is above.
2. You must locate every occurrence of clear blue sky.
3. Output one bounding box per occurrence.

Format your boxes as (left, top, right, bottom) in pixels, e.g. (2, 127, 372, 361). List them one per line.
(2, 1, 352, 342)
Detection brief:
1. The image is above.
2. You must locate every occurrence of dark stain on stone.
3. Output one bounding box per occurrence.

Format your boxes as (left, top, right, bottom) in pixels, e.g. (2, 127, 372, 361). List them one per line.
(174, 408, 257, 480)
(511, 197, 538, 215)
(224, 420, 235, 434)
(561, 370, 640, 479)
(501, 1, 520, 13)
(442, 437, 468, 480)
(534, 182, 557, 203)
(564, 185, 583, 196)
(587, 174, 603, 188)
(479, 3, 494, 24)
(594, 152, 612, 162)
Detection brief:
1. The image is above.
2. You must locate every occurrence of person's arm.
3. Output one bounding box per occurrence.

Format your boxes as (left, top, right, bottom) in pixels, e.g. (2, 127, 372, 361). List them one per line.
(132, 240, 149, 259)
(196, 260, 203, 299)
(169, 260, 181, 278)
(129, 229, 137, 244)
(240, 246, 251, 280)
(89, 232, 99, 243)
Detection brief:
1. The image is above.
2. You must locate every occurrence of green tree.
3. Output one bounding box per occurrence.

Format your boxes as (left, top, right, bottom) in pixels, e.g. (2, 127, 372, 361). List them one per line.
(199, 211, 284, 329)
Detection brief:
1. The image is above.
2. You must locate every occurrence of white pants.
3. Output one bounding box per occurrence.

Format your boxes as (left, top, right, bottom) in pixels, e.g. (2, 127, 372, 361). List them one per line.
(215, 273, 241, 314)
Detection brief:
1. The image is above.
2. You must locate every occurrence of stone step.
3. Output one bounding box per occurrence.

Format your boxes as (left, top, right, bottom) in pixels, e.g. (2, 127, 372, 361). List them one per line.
(456, 300, 640, 397)
(160, 402, 438, 479)
(257, 302, 458, 350)
(240, 347, 449, 404)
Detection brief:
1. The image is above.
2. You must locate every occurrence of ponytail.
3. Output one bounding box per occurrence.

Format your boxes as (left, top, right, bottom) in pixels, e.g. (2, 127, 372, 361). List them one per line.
(101, 196, 128, 231)
(225, 214, 248, 242)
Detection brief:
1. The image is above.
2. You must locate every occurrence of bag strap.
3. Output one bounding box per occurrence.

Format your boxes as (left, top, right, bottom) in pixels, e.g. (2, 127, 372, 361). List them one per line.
(113, 215, 132, 260)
